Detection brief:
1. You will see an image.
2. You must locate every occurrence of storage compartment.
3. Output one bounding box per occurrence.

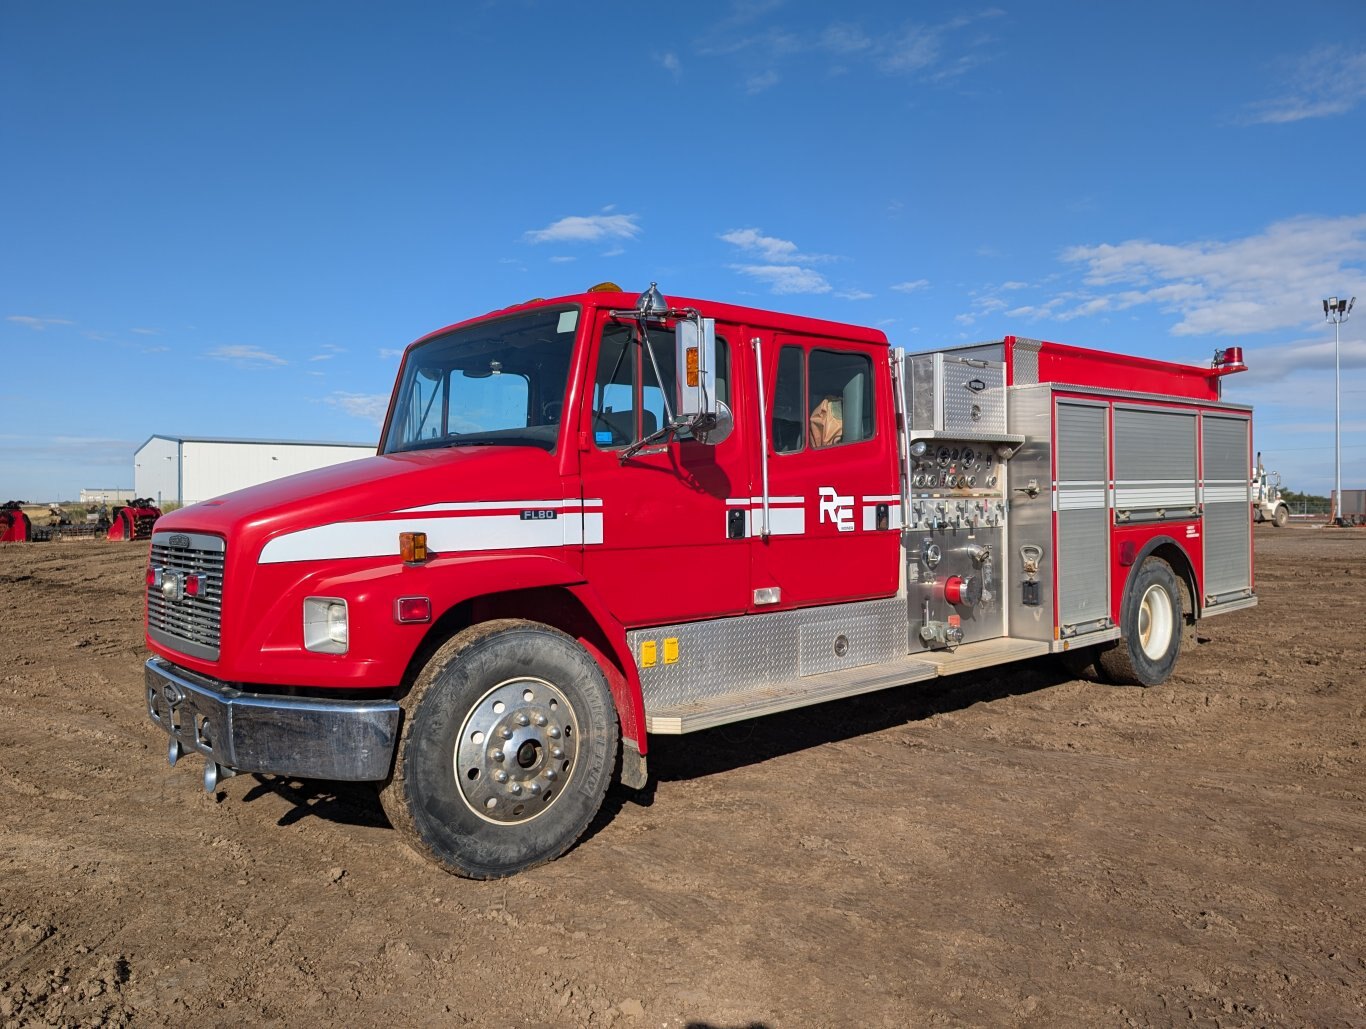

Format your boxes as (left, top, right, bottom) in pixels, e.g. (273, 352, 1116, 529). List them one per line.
(907, 353, 1006, 434)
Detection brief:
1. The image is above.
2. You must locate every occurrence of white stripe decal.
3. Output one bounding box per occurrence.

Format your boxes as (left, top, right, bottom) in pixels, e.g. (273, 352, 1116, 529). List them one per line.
(259, 499, 605, 564)
(397, 499, 583, 514)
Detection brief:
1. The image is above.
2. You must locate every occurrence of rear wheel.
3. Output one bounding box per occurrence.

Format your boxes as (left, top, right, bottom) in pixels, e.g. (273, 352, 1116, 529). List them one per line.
(1097, 558, 1183, 687)
(380, 619, 618, 879)
(1273, 504, 1289, 528)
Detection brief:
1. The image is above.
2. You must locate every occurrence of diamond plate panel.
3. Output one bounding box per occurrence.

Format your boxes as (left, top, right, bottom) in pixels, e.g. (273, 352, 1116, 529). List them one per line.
(629, 598, 906, 712)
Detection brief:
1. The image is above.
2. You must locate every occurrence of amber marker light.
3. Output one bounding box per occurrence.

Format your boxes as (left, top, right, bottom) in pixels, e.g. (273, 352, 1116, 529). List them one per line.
(685, 345, 700, 387)
(399, 531, 428, 564)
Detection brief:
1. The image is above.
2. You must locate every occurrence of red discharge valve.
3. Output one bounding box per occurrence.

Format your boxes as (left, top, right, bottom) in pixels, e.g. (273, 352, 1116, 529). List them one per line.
(944, 575, 982, 608)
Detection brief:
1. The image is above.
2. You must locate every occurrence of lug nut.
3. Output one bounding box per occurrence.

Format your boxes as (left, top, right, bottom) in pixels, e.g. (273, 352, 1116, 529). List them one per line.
(500, 727, 513, 740)
(492, 749, 504, 762)
(516, 712, 530, 727)
(494, 770, 508, 783)
(533, 713, 547, 727)
(544, 769, 557, 781)
(510, 783, 522, 795)
(550, 746, 564, 759)
(548, 727, 561, 739)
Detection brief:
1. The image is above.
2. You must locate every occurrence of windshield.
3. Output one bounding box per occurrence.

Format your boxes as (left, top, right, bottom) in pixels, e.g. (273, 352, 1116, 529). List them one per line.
(382, 305, 579, 454)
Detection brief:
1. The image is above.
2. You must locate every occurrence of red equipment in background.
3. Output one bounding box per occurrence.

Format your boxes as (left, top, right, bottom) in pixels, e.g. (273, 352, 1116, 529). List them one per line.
(1, 499, 159, 542)
(0, 502, 33, 542)
(107, 499, 161, 541)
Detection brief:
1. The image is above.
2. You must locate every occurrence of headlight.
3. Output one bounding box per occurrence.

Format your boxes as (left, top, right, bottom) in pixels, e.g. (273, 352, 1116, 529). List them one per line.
(304, 597, 348, 654)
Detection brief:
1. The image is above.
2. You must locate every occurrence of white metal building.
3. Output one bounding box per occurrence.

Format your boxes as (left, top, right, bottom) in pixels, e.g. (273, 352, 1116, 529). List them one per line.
(135, 435, 375, 507)
(80, 488, 136, 505)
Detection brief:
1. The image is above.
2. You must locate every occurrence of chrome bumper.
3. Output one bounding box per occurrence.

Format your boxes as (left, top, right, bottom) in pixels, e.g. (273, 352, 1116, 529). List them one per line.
(145, 658, 401, 790)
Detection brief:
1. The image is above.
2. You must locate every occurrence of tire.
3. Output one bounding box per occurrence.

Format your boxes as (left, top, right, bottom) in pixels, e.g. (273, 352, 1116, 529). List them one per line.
(380, 619, 618, 879)
(1096, 558, 1183, 687)
(1273, 505, 1289, 528)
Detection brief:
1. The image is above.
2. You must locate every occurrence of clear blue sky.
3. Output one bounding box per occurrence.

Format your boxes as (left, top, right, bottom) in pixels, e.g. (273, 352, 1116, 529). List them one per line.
(3, 1, 1363, 500)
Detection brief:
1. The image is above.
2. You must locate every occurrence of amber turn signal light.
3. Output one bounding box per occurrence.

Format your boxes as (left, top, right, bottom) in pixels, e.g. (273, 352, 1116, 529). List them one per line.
(399, 531, 428, 564)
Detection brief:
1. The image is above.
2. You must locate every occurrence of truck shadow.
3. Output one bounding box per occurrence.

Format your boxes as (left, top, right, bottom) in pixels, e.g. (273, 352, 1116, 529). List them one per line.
(238, 775, 388, 829)
(235, 657, 1076, 841)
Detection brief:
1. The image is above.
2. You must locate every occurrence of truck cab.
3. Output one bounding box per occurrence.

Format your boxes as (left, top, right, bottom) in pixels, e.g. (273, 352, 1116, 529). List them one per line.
(144, 283, 1255, 878)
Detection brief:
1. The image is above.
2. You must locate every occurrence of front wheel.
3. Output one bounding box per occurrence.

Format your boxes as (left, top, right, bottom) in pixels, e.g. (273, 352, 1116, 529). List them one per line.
(1097, 558, 1183, 687)
(1273, 504, 1289, 528)
(380, 619, 618, 879)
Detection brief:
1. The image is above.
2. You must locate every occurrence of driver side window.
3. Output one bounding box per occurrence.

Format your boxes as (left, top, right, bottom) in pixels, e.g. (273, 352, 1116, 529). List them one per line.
(591, 322, 730, 449)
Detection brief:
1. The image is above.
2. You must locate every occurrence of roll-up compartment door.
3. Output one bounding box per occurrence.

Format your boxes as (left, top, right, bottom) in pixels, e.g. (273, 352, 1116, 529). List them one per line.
(1201, 414, 1252, 600)
(1056, 400, 1110, 628)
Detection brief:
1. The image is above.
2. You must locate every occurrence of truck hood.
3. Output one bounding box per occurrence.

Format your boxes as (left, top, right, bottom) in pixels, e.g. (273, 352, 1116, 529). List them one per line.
(156, 446, 569, 557)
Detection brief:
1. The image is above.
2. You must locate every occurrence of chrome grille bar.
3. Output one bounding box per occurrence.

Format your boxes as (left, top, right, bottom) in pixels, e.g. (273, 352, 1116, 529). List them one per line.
(147, 531, 226, 661)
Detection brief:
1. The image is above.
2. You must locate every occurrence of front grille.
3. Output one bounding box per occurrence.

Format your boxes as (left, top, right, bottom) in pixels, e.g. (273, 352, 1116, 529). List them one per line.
(147, 531, 226, 661)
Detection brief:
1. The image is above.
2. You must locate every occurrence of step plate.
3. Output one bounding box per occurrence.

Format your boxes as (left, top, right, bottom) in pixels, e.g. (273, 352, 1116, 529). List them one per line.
(644, 637, 1052, 735)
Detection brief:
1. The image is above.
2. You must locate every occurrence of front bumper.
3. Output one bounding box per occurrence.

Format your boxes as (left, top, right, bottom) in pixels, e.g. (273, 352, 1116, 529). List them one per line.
(145, 658, 401, 789)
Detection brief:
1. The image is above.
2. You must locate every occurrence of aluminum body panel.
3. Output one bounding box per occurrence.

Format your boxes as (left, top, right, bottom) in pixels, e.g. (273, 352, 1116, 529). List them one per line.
(629, 597, 908, 714)
(145, 658, 400, 781)
(1055, 401, 1111, 628)
(1201, 414, 1253, 599)
(1005, 385, 1055, 642)
(1011, 338, 1042, 386)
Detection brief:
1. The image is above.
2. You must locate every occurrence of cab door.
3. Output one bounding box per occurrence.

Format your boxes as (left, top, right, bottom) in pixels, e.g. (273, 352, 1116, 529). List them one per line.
(576, 310, 751, 628)
(751, 332, 900, 610)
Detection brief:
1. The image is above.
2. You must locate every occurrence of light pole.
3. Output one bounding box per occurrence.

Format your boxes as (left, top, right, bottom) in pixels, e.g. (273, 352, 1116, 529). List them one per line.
(1323, 295, 1355, 524)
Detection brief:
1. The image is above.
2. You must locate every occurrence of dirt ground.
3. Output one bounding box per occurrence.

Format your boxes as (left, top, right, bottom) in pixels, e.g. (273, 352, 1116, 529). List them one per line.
(1, 526, 1363, 1028)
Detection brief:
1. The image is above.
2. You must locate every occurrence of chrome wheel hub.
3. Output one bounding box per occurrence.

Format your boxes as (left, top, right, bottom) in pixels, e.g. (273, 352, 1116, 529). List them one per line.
(454, 677, 578, 824)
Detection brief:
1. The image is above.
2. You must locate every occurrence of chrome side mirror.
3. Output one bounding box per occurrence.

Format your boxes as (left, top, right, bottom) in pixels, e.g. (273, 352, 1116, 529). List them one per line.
(675, 316, 717, 419)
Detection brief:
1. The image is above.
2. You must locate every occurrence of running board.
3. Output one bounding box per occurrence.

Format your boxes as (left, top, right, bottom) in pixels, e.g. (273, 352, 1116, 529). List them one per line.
(644, 637, 1052, 734)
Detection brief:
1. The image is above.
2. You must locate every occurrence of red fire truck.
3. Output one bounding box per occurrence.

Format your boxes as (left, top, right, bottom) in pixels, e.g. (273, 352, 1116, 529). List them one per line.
(143, 283, 1256, 878)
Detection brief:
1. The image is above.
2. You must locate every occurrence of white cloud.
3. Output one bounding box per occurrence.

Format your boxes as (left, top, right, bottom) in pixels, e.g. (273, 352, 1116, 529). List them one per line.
(732, 264, 832, 295)
(890, 279, 930, 294)
(1243, 45, 1366, 124)
(206, 344, 288, 368)
(130, 327, 160, 336)
(1234, 336, 1366, 385)
(746, 69, 780, 93)
(309, 343, 346, 362)
(658, 51, 681, 80)
(836, 289, 874, 301)
(378, 348, 403, 359)
(1059, 215, 1366, 336)
(525, 213, 641, 245)
(549, 255, 577, 264)
(326, 392, 390, 425)
(721, 227, 799, 262)
(705, 9, 1002, 93)
(7, 315, 73, 330)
